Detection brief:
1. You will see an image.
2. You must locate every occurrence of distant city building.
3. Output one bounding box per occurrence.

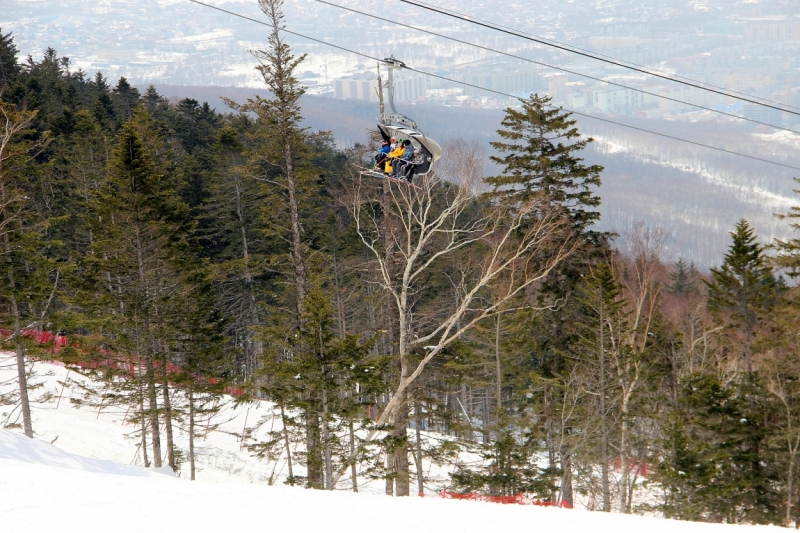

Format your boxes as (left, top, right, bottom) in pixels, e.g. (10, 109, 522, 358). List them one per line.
(456, 65, 543, 98)
(333, 72, 426, 103)
(391, 74, 427, 103)
(744, 103, 785, 128)
(594, 88, 658, 113)
(567, 92, 587, 110)
(546, 74, 568, 100)
(333, 75, 378, 102)
(744, 21, 800, 41)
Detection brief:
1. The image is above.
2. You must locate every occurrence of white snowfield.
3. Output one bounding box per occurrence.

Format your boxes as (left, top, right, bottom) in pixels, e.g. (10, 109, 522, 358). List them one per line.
(0, 357, 466, 492)
(0, 357, 787, 532)
(0, 429, 784, 533)
(0, 429, 174, 478)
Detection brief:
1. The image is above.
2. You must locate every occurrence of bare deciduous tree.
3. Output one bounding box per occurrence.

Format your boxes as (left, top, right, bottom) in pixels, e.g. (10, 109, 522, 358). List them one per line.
(334, 140, 578, 488)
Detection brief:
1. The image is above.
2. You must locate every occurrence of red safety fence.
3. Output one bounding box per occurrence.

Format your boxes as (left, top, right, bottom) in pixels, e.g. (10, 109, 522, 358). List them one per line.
(611, 457, 650, 478)
(439, 490, 572, 508)
(2, 328, 250, 398)
(1, 329, 69, 352)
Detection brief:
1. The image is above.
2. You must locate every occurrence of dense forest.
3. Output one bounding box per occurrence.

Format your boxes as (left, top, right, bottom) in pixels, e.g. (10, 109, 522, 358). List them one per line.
(4, 0, 800, 526)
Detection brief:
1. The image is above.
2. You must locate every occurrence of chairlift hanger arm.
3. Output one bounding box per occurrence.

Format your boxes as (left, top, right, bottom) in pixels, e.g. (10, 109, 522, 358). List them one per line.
(381, 56, 417, 129)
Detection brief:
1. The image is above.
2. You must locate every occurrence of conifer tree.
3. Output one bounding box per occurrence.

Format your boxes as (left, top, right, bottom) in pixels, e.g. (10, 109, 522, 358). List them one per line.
(228, 0, 312, 324)
(483, 94, 607, 502)
(225, 0, 328, 487)
(90, 72, 115, 129)
(485, 93, 603, 237)
(576, 262, 626, 511)
(706, 219, 777, 373)
(659, 373, 780, 524)
(80, 105, 191, 467)
(111, 77, 140, 125)
(669, 258, 698, 295)
(0, 93, 53, 438)
(0, 30, 20, 88)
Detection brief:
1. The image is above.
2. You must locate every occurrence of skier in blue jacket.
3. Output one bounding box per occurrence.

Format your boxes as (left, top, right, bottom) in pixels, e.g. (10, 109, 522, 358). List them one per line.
(392, 140, 414, 178)
(374, 140, 391, 169)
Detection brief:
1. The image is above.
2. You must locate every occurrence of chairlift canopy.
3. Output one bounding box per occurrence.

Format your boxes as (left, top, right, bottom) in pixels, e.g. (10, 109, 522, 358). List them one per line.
(377, 124, 442, 162)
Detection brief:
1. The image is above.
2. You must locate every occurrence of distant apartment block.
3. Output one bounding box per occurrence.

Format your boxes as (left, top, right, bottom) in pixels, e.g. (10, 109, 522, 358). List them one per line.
(744, 21, 800, 41)
(744, 103, 788, 128)
(333, 76, 378, 102)
(457, 66, 543, 98)
(593, 88, 658, 113)
(391, 75, 427, 103)
(333, 72, 426, 103)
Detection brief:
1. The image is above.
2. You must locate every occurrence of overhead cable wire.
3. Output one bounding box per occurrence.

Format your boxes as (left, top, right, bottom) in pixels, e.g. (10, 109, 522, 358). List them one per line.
(184, 0, 800, 172)
(399, 0, 800, 113)
(315, 0, 800, 135)
(399, 0, 800, 118)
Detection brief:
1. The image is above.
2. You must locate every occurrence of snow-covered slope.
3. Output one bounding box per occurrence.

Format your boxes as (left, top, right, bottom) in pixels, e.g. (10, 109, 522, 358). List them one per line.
(0, 356, 463, 493)
(0, 429, 173, 478)
(0, 429, 784, 533)
(0, 357, 790, 532)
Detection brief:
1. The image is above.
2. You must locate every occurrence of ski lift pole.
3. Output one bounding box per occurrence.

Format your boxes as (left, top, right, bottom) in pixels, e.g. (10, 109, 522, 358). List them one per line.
(381, 55, 417, 130)
(385, 56, 399, 116)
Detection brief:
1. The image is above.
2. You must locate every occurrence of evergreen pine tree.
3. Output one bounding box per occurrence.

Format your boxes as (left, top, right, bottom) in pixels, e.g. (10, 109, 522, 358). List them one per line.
(485, 93, 603, 238)
(0, 95, 55, 438)
(89, 72, 115, 128)
(0, 29, 21, 88)
(79, 105, 192, 468)
(706, 219, 777, 373)
(659, 374, 780, 524)
(482, 93, 608, 503)
(669, 258, 697, 295)
(111, 77, 140, 124)
(225, 0, 329, 488)
(576, 261, 628, 511)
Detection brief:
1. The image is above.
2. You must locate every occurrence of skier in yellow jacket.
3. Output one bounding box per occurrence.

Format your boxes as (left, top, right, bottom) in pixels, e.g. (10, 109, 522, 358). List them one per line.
(384, 140, 406, 174)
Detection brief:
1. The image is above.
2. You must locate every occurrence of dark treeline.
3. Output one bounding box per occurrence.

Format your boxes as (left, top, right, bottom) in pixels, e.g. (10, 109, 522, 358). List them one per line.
(4, 0, 800, 525)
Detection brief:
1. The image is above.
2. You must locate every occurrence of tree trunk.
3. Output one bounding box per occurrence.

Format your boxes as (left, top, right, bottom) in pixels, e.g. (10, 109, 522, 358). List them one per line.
(619, 416, 629, 513)
(145, 354, 162, 468)
(495, 315, 502, 424)
(138, 358, 150, 468)
(393, 387, 410, 496)
(415, 400, 424, 496)
(162, 378, 176, 471)
(305, 411, 322, 489)
(560, 444, 573, 507)
(10, 293, 33, 438)
(385, 453, 394, 496)
(285, 142, 307, 323)
(280, 404, 294, 485)
(599, 301, 610, 512)
(188, 386, 196, 480)
(2, 222, 32, 438)
(349, 421, 358, 492)
(321, 388, 333, 490)
(0, 155, 32, 439)
(380, 167, 410, 496)
(461, 384, 473, 441)
(544, 386, 557, 502)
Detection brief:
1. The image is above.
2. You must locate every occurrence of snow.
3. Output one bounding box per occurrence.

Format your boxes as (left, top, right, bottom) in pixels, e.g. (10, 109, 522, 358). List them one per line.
(0, 356, 461, 491)
(0, 429, 173, 478)
(0, 356, 790, 532)
(0, 429, 785, 533)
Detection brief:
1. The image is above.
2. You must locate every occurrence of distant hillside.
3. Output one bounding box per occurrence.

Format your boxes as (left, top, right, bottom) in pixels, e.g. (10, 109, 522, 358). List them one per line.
(149, 85, 800, 269)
